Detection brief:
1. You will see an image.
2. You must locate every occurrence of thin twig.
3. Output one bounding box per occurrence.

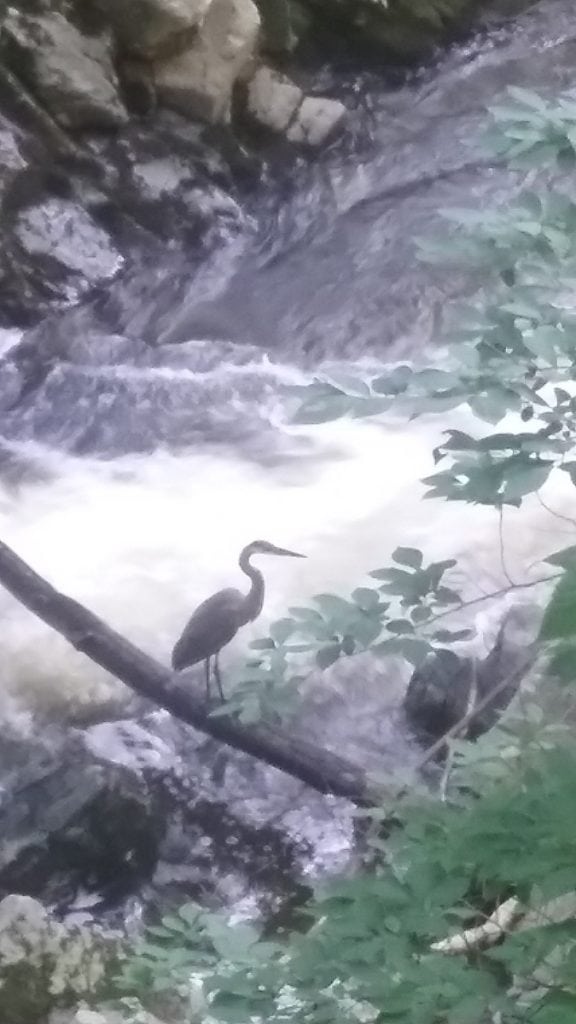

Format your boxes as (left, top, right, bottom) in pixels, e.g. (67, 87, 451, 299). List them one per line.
(439, 658, 478, 801)
(416, 655, 535, 773)
(423, 574, 558, 631)
(499, 505, 517, 588)
(536, 491, 576, 530)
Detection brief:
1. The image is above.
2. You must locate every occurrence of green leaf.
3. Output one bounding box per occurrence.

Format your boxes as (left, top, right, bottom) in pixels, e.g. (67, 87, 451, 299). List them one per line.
(540, 568, 576, 641)
(288, 606, 323, 621)
(316, 643, 342, 669)
(392, 546, 423, 570)
(314, 593, 355, 619)
(270, 618, 295, 644)
(293, 395, 353, 424)
(375, 636, 431, 666)
(411, 605, 432, 623)
(434, 586, 462, 605)
(371, 365, 412, 395)
(321, 372, 371, 397)
(502, 460, 552, 499)
(432, 628, 473, 642)
(506, 86, 549, 111)
(249, 637, 276, 650)
(523, 325, 562, 361)
(352, 587, 381, 611)
(386, 619, 415, 636)
(545, 546, 576, 570)
(549, 640, 576, 683)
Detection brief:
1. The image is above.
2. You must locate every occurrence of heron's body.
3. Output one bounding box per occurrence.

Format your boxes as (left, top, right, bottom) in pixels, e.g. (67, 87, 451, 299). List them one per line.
(172, 587, 255, 671)
(171, 540, 304, 701)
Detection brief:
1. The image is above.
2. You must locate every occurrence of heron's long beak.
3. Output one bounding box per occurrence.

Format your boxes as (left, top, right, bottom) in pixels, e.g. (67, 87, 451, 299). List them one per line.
(272, 545, 306, 558)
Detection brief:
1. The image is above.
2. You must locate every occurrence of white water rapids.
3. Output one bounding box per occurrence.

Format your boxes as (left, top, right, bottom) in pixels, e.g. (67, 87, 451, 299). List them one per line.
(0, 353, 572, 719)
(0, 0, 573, 746)
(2, 0, 576, 919)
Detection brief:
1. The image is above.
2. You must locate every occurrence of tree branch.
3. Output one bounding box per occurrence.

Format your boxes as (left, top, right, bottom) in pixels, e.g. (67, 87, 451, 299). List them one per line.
(0, 539, 379, 806)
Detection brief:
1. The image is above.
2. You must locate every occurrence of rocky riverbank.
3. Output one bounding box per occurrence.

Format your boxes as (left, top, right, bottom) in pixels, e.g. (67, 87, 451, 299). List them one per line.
(0, 0, 537, 326)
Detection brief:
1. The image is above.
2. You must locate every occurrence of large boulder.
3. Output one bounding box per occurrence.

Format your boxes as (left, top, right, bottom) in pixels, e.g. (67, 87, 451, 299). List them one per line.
(154, 0, 260, 123)
(2, 10, 128, 130)
(95, 0, 212, 58)
(0, 895, 120, 1024)
(0, 720, 164, 909)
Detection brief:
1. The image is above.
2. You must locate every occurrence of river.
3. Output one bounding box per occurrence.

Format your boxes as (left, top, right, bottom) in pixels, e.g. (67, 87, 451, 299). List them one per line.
(0, 0, 575, 916)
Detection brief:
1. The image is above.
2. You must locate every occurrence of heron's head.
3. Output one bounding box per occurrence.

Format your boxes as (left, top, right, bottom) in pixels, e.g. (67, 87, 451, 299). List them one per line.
(244, 540, 306, 559)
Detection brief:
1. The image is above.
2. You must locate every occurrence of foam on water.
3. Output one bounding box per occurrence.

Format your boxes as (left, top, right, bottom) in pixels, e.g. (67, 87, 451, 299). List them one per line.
(0, 394, 571, 716)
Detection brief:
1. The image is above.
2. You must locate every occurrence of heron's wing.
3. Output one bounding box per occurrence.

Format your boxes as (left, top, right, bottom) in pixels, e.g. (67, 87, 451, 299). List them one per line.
(171, 588, 245, 670)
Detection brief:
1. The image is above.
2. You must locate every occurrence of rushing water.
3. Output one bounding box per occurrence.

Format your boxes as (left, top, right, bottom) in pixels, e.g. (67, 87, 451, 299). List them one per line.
(1, 0, 576, 913)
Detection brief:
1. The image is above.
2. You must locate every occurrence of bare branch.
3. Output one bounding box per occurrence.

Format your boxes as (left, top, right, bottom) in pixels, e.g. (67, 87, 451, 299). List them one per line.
(0, 539, 380, 807)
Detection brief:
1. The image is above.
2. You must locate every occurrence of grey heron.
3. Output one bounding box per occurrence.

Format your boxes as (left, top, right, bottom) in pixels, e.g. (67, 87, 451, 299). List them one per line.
(171, 540, 305, 701)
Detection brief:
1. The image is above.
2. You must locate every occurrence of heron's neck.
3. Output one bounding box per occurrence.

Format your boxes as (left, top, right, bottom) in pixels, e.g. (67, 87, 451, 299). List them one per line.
(239, 549, 265, 622)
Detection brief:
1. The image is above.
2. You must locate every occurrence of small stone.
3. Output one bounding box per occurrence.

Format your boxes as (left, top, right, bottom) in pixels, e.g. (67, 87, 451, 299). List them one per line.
(287, 95, 347, 146)
(247, 66, 302, 132)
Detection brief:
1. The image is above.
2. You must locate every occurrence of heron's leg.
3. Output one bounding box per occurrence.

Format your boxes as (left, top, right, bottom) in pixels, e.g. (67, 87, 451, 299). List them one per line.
(204, 657, 211, 702)
(214, 654, 225, 702)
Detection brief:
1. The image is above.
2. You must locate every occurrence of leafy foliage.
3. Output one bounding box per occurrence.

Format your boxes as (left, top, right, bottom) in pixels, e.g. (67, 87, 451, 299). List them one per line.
(215, 547, 468, 722)
(290, 88, 576, 514)
(120, 88, 576, 1024)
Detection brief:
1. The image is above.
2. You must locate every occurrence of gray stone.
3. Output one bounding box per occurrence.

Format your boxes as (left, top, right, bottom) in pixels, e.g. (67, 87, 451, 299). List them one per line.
(96, 0, 212, 57)
(247, 66, 302, 132)
(15, 199, 123, 291)
(0, 720, 164, 910)
(245, 66, 346, 145)
(3, 10, 128, 130)
(154, 0, 260, 123)
(286, 95, 347, 146)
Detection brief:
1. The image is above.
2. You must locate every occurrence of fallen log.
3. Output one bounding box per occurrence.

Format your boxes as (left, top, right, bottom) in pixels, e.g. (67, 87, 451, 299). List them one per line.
(0, 539, 377, 805)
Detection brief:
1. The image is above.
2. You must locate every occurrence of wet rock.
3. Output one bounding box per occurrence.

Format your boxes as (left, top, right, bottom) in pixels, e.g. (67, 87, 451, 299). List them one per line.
(154, 0, 260, 123)
(0, 120, 27, 205)
(286, 95, 346, 145)
(245, 65, 346, 144)
(247, 65, 302, 132)
(403, 602, 543, 747)
(2, 10, 128, 130)
(97, 0, 212, 58)
(306, 0, 477, 59)
(0, 895, 120, 1024)
(0, 724, 164, 909)
(15, 198, 123, 297)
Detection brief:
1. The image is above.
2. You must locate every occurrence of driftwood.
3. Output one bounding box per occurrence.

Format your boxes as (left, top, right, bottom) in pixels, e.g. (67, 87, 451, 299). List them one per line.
(0, 540, 378, 806)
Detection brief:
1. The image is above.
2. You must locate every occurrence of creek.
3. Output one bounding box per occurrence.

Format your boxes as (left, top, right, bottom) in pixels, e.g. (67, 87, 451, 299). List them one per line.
(0, 0, 575, 924)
